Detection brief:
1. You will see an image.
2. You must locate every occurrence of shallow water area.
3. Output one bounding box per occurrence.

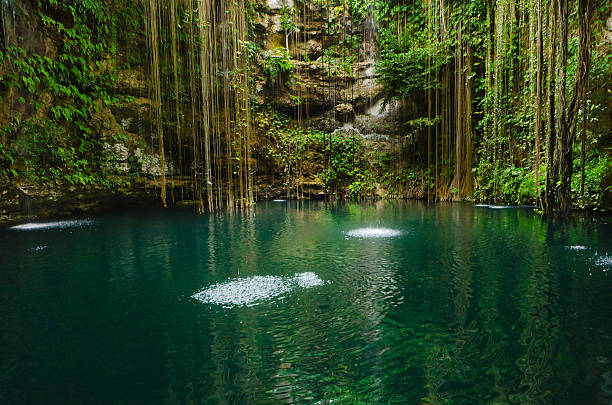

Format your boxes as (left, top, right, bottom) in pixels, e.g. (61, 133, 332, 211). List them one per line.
(0, 201, 610, 404)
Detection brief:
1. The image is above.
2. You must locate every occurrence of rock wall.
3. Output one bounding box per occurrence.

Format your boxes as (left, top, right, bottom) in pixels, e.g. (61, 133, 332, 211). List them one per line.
(253, 0, 394, 128)
(0, 0, 407, 222)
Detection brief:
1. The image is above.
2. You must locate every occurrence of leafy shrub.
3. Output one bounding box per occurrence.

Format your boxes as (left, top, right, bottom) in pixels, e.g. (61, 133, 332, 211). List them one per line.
(23, 120, 101, 186)
(263, 48, 294, 78)
(572, 155, 612, 210)
(476, 161, 544, 205)
(321, 135, 371, 196)
(0, 143, 17, 186)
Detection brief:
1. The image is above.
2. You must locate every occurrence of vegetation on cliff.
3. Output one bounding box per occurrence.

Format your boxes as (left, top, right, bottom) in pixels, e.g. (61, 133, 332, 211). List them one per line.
(0, 0, 610, 215)
(375, 0, 611, 212)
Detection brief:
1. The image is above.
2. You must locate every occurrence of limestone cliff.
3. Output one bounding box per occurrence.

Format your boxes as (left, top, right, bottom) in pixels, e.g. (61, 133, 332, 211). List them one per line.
(0, 0, 409, 222)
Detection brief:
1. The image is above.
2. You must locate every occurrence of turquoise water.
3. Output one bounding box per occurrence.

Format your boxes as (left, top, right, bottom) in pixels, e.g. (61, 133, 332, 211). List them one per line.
(1, 201, 611, 404)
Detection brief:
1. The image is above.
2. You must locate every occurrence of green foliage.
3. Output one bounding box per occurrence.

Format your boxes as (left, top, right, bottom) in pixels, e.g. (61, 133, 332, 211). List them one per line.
(255, 108, 373, 197)
(263, 48, 294, 78)
(345, 0, 373, 25)
(0, 143, 18, 186)
(476, 160, 544, 205)
(280, 6, 297, 34)
(0, 0, 122, 187)
(319, 46, 355, 76)
(22, 120, 101, 187)
(403, 116, 440, 140)
(256, 108, 309, 187)
(321, 135, 373, 197)
(379, 166, 431, 197)
(572, 155, 612, 210)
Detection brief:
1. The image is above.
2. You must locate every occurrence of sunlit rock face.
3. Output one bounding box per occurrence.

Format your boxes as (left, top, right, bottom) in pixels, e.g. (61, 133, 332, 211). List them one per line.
(103, 143, 131, 173)
(10, 219, 94, 231)
(346, 228, 402, 238)
(605, 11, 612, 44)
(266, 0, 294, 11)
(192, 272, 324, 307)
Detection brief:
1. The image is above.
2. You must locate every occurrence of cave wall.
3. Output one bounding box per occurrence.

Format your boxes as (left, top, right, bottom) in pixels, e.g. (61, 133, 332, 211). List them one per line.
(0, 0, 409, 222)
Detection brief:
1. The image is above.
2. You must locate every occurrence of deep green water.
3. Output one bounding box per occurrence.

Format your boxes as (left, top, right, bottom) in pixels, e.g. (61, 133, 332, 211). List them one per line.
(1, 201, 611, 404)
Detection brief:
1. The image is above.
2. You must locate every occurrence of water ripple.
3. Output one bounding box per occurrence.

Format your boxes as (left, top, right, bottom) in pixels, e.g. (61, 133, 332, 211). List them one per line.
(1, 201, 609, 404)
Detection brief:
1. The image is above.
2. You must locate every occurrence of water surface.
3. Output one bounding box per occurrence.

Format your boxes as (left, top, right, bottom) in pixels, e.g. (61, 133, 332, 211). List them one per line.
(1, 201, 611, 404)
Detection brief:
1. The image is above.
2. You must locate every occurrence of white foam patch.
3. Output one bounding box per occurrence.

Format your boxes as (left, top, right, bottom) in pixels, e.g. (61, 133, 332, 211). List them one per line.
(10, 219, 93, 231)
(273, 199, 286, 202)
(293, 272, 325, 288)
(473, 204, 514, 209)
(567, 245, 588, 251)
(594, 255, 612, 268)
(192, 272, 324, 307)
(346, 228, 402, 238)
(31, 246, 48, 251)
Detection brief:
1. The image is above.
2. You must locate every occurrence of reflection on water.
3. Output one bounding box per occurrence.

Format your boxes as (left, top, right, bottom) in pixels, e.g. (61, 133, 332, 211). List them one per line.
(0, 201, 610, 404)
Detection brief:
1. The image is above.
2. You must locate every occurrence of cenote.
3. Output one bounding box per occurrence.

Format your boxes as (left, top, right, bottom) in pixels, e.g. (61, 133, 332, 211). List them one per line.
(1, 201, 611, 404)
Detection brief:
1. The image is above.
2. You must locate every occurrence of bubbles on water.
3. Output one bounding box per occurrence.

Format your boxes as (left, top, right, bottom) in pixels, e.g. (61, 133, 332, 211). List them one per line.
(194, 276, 291, 307)
(31, 246, 48, 251)
(192, 272, 324, 308)
(567, 247, 610, 273)
(473, 204, 514, 209)
(346, 228, 402, 238)
(10, 219, 93, 231)
(566, 245, 588, 251)
(293, 272, 325, 288)
(594, 254, 612, 269)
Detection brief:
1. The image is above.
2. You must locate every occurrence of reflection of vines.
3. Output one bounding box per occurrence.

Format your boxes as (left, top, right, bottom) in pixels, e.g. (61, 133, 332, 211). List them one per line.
(514, 263, 560, 404)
